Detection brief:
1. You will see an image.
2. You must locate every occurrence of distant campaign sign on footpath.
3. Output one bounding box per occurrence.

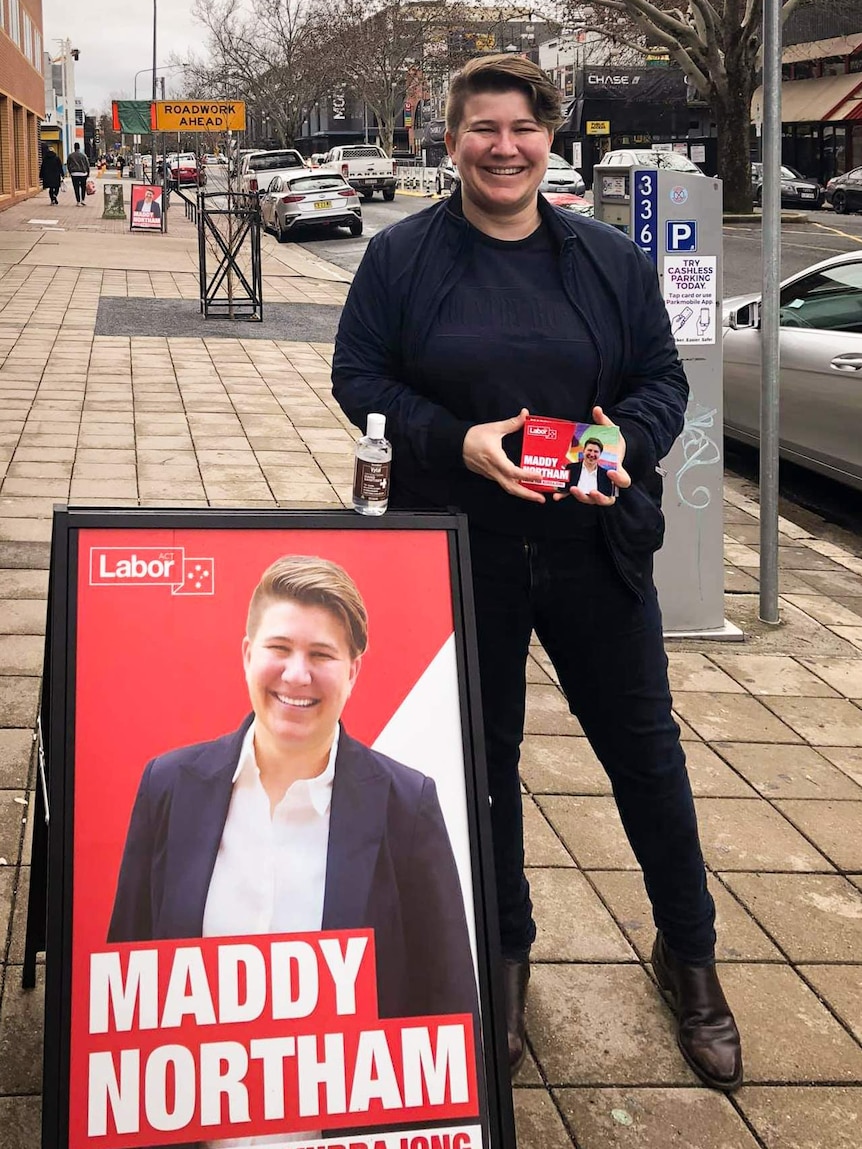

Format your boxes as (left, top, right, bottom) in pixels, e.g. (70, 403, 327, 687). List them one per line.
(35, 508, 516, 1149)
(153, 101, 246, 132)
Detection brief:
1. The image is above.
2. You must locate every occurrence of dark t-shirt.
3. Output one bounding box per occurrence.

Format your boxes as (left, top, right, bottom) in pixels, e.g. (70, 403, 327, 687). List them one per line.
(417, 220, 602, 537)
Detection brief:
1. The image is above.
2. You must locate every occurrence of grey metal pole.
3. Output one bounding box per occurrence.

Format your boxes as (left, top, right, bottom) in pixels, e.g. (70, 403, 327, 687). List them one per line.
(760, 0, 781, 623)
(151, 0, 158, 185)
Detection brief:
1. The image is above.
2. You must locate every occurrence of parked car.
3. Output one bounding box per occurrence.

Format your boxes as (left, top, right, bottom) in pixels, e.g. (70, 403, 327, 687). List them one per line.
(540, 153, 585, 196)
(435, 155, 459, 195)
(203, 153, 227, 166)
(309, 153, 327, 168)
(166, 153, 206, 189)
(259, 170, 363, 241)
(600, 149, 704, 174)
(750, 162, 823, 208)
(825, 167, 862, 215)
(543, 191, 593, 216)
(723, 249, 862, 488)
(239, 149, 307, 195)
(230, 148, 257, 178)
(318, 144, 397, 201)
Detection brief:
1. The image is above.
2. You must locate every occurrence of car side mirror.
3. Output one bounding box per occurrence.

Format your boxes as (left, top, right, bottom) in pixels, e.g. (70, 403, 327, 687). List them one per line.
(729, 301, 761, 330)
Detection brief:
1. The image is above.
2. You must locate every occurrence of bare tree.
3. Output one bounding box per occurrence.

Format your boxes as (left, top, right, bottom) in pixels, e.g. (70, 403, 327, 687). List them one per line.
(191, 0, 332, 145)
(557, 0, 821, 213)
(324, 1, 493, 156)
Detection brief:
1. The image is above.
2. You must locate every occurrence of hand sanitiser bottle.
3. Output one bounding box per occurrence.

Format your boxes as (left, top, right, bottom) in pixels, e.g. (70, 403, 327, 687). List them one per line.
(352, 413, 391, 515)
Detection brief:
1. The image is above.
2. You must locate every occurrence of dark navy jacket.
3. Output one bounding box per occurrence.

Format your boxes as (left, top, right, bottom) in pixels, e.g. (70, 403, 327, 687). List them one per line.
(332, 189, 689, 597)
(108, 719, 478, 1022)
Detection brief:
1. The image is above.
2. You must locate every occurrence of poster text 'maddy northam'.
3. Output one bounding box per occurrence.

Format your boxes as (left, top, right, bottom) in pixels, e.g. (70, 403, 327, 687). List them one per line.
(80, 933, 479, 1144)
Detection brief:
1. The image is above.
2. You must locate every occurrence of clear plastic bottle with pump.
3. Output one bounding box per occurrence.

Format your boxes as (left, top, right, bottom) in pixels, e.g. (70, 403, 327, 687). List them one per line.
(352, 413, 392, 516)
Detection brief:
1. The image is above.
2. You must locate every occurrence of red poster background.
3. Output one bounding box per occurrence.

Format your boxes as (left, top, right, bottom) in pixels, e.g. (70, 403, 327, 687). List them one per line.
(69, 527, 457, 1145)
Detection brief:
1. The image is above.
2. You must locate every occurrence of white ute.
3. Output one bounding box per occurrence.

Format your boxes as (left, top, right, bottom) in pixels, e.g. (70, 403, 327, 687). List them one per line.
(319, 144, 397, 202)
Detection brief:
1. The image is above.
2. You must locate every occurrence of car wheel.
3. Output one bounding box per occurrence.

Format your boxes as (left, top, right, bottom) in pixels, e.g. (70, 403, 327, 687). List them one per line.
(382, 187, 395, 202)
(276, 216, 289, 243)
(360, 190, 373, 202)
(833, 191, 848, 215)
(348, 218, 363, 237)
(755, 186, 763, 207)
(435, 177, 442, 195)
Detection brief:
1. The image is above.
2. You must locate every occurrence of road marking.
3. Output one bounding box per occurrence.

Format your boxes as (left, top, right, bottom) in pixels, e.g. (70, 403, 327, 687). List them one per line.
(811, 221, 862, 245)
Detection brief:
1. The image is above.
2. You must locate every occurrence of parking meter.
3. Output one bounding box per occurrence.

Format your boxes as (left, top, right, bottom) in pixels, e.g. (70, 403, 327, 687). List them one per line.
(593, 166, 738, 638)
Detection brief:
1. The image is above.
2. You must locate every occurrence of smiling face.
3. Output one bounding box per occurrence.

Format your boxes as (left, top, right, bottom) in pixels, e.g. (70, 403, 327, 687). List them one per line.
(583, 442, 602, 469)
(445, 88, 552, 219)
(243, 599, 361, 760)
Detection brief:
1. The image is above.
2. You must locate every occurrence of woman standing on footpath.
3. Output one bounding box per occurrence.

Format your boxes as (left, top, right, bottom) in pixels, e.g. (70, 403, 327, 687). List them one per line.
(332, 53, 742, 1092)
(39, 146, 63, 205)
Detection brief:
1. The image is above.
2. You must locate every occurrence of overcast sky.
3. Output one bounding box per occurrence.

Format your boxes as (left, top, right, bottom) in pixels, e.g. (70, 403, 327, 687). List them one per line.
(42, 0, 204, 111)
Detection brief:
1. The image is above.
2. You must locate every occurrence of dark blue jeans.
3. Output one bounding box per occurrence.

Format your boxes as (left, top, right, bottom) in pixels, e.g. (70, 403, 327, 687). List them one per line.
(469, 524, 716, 966)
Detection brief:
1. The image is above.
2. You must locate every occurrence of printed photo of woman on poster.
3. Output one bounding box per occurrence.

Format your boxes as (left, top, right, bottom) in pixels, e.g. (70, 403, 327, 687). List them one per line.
(107, 554, 478, 1023)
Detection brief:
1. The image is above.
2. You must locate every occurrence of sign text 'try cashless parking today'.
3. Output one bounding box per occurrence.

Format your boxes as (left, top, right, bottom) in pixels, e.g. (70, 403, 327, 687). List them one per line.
(153, 101, 246, 132)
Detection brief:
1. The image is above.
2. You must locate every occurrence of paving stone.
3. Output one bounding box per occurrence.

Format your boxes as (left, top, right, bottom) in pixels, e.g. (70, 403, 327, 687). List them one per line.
(797, 966, 862, 1044)
(667, 653, 746, 693)
(0, 730, 31, 788)
(525, 655, 553, 685)
(736, 1086, 862, 1149)
(0, 964, 43, 1093)
(797, 658, 862, 699)
(795, 568, 862, 597)
(684, 743, 758, 797)
(0, 635, 43, 676)
(528, 964, 695, 1085)
(777, 546, 849, 572)
(0, 542, 50, 570)
(818, 747, 862, 788)
(0, 600, 46, 635)
(512, 1089, 572, 1149)
(524, 685, 584, 736)
(672, 693, 801, 743)
(523, 797, 575, 868)
(783, 594, 862, 628)
(0, 867, 12, 950)
(696, 797, 834, 871)
(708, 654, 841, 697)
(0, 789, 28, 862)
(764, 696, 862, 749)
(538, 796, 636, 869)
(0, 679, 38, 729)
(529, 868, 635, 962)
(723, 872, 862, 962)
(718, 964, 862, 1082)
(519, 736, 609, 795)
(555, 1086, 760, 1149)
(590, 871, 782, 962)
(714, 743, 862, 799)
(0, 1096, 41, 1149)
(774, 799, 862, 870)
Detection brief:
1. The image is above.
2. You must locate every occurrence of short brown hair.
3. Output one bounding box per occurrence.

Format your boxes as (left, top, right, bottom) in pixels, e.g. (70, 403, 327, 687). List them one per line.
(445, 54, 563, 138)
(246, 555, 368, 658)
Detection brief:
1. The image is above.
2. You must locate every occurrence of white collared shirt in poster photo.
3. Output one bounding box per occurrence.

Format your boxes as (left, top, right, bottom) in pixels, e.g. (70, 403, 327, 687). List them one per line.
(576, 466, 599, 495)
(202, 721, 339, 937)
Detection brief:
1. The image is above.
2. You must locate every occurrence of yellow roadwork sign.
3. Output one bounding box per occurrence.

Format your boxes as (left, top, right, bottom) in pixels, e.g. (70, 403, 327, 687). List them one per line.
(153, 101, 246, 132)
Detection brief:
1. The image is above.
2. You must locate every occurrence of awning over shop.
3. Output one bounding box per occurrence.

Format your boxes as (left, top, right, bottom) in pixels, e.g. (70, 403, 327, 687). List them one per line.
(751, 72, 862, 124)
(782, 33, 862, 64)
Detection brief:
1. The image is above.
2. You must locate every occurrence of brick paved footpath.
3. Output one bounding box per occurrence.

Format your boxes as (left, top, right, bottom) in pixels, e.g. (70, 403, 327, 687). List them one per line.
(0, 186, 861, 1149)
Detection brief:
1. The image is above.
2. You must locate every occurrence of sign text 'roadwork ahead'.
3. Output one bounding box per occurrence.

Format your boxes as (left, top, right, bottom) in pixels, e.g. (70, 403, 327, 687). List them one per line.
(154, 101, 246, 132)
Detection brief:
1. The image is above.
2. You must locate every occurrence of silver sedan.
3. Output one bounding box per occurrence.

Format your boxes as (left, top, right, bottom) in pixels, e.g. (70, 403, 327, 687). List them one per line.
(259, 172, 363, 241)
(723, 250, 862, 488)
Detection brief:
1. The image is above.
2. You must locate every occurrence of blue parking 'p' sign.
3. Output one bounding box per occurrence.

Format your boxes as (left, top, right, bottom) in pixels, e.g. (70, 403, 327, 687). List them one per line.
(666, 220, 697, 252)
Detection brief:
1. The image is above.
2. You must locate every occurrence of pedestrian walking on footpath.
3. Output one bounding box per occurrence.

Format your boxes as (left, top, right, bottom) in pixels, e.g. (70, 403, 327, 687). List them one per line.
(39, 146, 63, 205)
(66, 142, 90, 206)
(332, 53, 743, 1093)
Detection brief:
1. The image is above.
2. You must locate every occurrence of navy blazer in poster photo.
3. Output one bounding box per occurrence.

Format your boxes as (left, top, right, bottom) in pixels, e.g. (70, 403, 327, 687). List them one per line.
(107, 717, 479, 1022)
(568, 459, 616, 497)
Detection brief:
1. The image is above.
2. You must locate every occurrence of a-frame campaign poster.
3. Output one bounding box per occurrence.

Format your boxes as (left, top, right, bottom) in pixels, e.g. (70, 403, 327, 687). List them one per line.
(40, 508, 515, 1149)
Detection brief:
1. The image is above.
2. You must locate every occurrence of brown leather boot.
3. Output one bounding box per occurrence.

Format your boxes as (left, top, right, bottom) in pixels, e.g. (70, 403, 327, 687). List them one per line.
(502, 956, 530, 1075)
(652, 932, 743, 1092)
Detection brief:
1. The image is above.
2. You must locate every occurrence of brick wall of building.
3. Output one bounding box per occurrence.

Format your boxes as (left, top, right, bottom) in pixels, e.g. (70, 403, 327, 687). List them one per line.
(0, 0, 46, 209)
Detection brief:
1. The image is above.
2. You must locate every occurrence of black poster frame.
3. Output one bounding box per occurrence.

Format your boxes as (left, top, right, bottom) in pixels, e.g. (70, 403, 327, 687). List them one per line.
(41, 506, 515, 1149)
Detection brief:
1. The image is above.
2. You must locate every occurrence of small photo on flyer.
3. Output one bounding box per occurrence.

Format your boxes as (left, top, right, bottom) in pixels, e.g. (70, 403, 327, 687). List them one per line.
(566, 422, 620, 499)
